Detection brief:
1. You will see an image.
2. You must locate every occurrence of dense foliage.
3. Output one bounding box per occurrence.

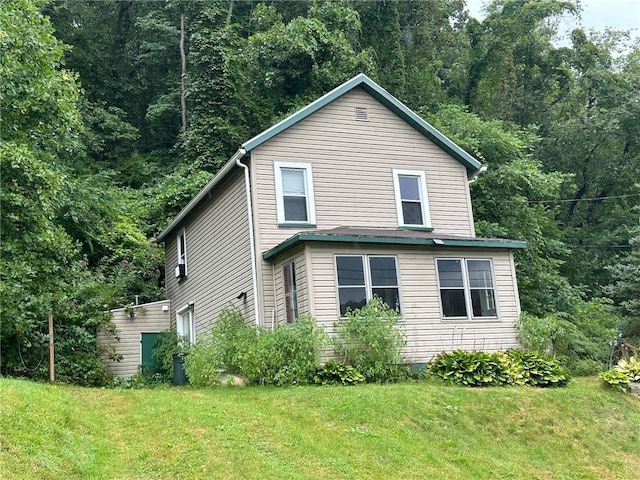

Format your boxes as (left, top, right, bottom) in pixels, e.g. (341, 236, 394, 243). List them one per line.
(428, 349, 571, 387)
(184, 307, 327, 386)
(3, 0, 639, 383)
(334, 298, 407, 383)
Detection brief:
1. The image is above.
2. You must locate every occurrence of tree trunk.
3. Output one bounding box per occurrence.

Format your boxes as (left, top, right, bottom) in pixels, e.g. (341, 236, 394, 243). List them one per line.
(180, 12, 187, 133)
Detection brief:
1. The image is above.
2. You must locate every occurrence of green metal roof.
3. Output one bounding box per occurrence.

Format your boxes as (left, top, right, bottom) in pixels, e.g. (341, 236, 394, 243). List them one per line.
(262, 229, 527, 260)
(242, 73, 482, 174)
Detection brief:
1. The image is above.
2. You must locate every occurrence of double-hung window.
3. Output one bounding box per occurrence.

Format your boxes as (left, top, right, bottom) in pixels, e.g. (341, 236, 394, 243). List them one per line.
(176, 305, 195, 345)
(274, 162, 316, 226)
(335, 255, 400, 316)
(392, 169, 431, 229)
(436, 258, 497, 319)
(177, 228, 187, 271)
(283, 261, 298, 323)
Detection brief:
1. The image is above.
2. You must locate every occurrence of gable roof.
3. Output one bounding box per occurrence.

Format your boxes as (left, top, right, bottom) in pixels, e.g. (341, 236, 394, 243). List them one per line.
(242, 73, 482, 173)
(157, 74, 482, 243)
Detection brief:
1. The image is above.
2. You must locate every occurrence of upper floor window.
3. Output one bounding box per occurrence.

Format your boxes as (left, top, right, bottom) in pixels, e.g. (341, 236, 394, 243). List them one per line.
(274, 162, 316, 226)
(335, 255, 401, 316)
(392, 169, 431, 229)
(176, 228, 187, 278)
(283, 261, 298, 323)
(436, 258, 497, 320)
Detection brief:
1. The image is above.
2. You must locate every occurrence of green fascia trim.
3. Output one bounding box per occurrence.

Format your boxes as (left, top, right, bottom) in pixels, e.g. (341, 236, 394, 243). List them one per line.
(263, 233, 527, 260)
(242, 74, 482, 174)
(278, 223, 317, 228)
(400, 226, 435, 232)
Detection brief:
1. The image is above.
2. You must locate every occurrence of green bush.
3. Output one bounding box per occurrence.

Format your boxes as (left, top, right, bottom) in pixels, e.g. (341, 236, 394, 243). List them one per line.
(428, 349, 570, 388)
(244, 314, 328, 386)
(183, 307, 327, 387)
(334, 297, 407, 383)
(599, 356, 640, 392)
(313, 360, 365, 386)
(428, 350, 511, 387)
(505, 349, 570, 387)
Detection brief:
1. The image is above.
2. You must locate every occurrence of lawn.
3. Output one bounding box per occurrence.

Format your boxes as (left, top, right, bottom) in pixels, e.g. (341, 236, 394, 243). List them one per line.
(1, 377, 638, 479)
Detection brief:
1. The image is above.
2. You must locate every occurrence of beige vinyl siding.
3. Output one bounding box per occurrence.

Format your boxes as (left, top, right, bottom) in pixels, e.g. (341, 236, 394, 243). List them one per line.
(97, 300, 171, 378)
(165, 169, 255, 335)
(271, 246, 308, 326)
(250, 88, 475, 259)
(307, 244, 521, 364)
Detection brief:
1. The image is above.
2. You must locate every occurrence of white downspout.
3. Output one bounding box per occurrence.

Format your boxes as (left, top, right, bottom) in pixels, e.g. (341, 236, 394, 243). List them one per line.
(235, 149, 261, 326)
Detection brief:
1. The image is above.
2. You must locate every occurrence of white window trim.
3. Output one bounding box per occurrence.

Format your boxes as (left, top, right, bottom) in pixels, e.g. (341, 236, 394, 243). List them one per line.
(435, 257, 499, 321)
(176, 304, 195, 345)
(282, 260, 298, 323)
(274, 161, 316, 225)
(334, 254, 402, 316)
(177, 228, 187, 275)
(392, 169, 432, 228)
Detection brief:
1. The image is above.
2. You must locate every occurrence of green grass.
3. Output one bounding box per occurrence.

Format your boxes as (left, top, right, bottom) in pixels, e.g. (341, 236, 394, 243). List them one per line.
(1, 378, 639, 479)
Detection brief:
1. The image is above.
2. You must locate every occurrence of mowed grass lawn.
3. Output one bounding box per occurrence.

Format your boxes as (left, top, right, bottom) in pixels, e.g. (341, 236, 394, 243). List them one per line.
(1, 377, 639, 479)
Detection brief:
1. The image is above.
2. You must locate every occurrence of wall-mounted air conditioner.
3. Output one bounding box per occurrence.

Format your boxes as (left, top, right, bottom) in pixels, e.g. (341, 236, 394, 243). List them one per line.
(175, 263, 186, 279)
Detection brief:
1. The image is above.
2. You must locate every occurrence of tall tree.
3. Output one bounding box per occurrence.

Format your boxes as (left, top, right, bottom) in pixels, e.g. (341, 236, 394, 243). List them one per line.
(0, 0, 112, 383)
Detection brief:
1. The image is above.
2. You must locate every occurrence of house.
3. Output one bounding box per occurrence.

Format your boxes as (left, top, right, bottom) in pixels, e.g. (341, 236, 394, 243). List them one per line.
(155, 74, 526, 365)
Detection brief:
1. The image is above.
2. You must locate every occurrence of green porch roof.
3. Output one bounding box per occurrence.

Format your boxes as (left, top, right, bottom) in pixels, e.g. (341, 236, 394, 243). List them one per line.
(262, 228, 527, 260)
(242, 74, 482, 174)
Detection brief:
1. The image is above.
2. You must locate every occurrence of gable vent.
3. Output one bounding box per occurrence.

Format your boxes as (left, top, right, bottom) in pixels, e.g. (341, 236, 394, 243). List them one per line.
(354, 107, 368, 121)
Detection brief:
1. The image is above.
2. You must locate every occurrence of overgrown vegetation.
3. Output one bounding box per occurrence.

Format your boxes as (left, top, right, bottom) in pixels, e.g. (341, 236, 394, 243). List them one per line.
(428, 349, 570, 387)
(334, 298, 407, 383)
(184, 307, 328, 387)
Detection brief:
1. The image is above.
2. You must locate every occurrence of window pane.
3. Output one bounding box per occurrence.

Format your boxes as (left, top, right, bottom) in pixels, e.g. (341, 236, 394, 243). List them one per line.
(440, 289, 467, 317)
(339, 287, 366, 315)
(471, 289, 496, 317)
(369, 256, 398, 286)
(399, 175, 420, 201)
(402, 201, 423, 225)
(467, 260, 494, 288)
(283, 262, 298, 323)
(336, 256, 365, 286)
(282, 168, 305, 194)
(283, 196, 308, 221)
(372, 288, 400, 312)
(437, 259, 464, 287)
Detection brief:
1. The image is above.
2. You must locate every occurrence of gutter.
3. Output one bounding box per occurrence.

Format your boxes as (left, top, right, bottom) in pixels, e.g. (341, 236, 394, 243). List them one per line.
(235, 150, 261, 327)
(468, 165, 488, 184)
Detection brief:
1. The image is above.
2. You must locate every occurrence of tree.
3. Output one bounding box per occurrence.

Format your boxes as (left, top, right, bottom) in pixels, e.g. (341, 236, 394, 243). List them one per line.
(0, 0, 112, 384)
(427, 105, 577, 315)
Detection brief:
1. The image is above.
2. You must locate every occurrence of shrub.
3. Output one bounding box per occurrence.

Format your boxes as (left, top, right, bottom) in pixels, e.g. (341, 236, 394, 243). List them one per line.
(183, 307, 328, 387)
(428, 350, 511, 387)
(428, 349, 570, 388)
(243, 314, 328, 386)
(334, 297, 407, 383)
(599, 356, 640, 392)
(505, 349, 570, 387)
(313, 360, 365, 386)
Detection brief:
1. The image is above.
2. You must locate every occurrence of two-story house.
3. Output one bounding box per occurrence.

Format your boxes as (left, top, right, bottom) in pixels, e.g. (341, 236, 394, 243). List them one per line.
(155, 74, 526, 364)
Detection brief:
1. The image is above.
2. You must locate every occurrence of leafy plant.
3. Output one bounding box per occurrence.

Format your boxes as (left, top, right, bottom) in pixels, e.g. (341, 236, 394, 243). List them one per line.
(334, 298, 407, 383)
(183, 307, 328, 387)
(428, 349, 570, 388)
(599, 356, 640, 392)
(505, 349, 570, 387)
(313, 360, 365, 386)
(428, 350, 511, 387)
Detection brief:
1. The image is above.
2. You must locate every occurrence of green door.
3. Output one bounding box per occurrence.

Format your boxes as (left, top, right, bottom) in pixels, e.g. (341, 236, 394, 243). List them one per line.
(141, 333, 162, 375)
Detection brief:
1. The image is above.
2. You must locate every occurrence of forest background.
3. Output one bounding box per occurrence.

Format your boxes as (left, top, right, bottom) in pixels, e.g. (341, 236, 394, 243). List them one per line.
(1, 0, 639, 385)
